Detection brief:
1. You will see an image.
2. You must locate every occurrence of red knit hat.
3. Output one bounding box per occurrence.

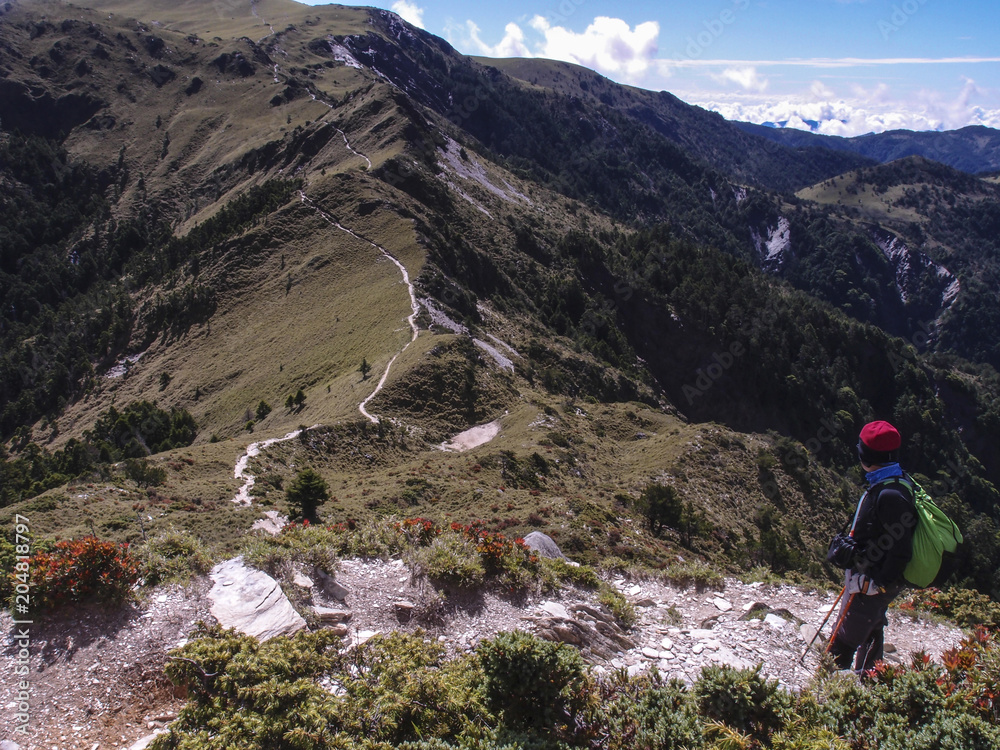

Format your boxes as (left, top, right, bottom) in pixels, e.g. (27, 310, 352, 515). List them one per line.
(858, 420, 901, 464)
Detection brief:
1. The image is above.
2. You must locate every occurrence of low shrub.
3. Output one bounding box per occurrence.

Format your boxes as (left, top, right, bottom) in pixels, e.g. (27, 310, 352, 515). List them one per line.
(240, 522, 343, 578)
(598, 672, 702, 750)
(661, 559, 725, 590)
(693, 664, 794, 746)
(812, 630, 1000, 749)
(414, 534, 485, 588)
(153, 624, 343, 750)
(900, 587, 1000, 629)
(544, 558, 601, 589)
(597, 585, 637, 630)
(477, 630, 593, 737)
(154, 627, 486, 750)
(137, 530, 213, 586)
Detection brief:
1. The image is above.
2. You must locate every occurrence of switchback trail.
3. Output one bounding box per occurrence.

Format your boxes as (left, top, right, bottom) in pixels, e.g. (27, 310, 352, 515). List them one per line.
(309, 93, 374, 170)
(230, 102, 404, 503)
(298, 191, 420, 423)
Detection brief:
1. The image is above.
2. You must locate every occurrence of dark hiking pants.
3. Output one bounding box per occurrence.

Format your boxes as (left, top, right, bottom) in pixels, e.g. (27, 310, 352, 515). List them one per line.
(827, 584, 905, 673)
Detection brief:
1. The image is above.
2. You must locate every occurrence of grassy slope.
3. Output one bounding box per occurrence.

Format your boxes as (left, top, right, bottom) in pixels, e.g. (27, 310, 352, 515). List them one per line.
(794, 156, 999, 240)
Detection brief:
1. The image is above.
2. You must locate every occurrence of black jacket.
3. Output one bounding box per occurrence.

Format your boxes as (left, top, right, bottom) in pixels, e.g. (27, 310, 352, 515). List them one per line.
(850, 475, 918, 587)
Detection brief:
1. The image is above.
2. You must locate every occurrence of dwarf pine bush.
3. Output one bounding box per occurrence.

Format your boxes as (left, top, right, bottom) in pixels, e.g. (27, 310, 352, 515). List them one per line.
(477, 630, 593, 737)
(138, 530, 212, 586)
(152, 623, 1000, 750)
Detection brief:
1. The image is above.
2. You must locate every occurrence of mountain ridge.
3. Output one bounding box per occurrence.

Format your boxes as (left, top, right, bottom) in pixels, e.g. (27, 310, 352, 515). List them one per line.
(735, 121, 1000, 175)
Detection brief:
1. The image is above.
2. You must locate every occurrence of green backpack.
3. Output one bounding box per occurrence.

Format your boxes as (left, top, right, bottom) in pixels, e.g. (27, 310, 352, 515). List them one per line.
(891, 476, 964, 588)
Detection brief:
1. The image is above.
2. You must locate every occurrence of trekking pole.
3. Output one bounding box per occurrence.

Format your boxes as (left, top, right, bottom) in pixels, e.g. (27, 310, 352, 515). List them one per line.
(799, 585, 847, 664)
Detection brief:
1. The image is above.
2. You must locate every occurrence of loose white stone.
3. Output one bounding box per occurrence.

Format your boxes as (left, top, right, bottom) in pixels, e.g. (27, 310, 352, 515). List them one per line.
(713, 598, 733, 612)
(764, 614, 788, 630)
(539, 601, 571, 619)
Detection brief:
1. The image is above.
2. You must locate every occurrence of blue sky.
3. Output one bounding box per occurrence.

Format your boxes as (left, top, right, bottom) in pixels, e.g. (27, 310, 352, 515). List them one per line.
(295, 0, 1000, 135)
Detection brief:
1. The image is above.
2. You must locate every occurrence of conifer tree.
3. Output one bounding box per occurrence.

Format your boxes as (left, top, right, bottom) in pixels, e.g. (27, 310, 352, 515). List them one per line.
(286, 467, 329, 523)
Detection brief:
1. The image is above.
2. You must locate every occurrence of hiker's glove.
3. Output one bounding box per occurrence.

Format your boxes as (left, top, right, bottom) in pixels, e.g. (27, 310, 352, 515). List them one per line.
(827, 533, 857, 569)
(847, 571, 884, 596)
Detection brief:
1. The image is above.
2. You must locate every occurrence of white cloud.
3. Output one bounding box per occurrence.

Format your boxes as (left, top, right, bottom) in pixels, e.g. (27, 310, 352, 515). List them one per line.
(479, 21, 531, 58)
(690, 87, 1000, 137)
(849, 82, 891, 104)
(390, 0, 424, 29)
(810, 80, 835, 99)
(528, 16, 660, 81)
(454, 15, 660, 82)
(713, 66, 768, 92)
(661, 56, 1000, 69)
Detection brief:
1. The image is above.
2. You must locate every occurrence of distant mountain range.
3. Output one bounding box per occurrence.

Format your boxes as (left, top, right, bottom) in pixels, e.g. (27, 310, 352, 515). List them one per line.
(734, 122, 1000, 175)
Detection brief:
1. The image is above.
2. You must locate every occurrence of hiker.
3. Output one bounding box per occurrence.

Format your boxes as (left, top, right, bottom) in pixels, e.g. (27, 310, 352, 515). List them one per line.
(825, 420, 918, 674)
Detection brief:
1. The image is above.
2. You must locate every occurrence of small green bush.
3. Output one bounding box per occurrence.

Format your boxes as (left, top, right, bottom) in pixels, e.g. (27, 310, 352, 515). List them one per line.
(153, 624, 343, 750)
(240, 522, 341, 578)
(598, 585, 637, 629)
(0, 536, 16, 603)
(693, 664, 793, 746)
(477, 631, 592, 736)
(544, 558, 601, 589)
(661, 559, 725, 590)
(415, 534, 485, 588)
(600, 672, 702, 750)
(138, 530, 213, 586)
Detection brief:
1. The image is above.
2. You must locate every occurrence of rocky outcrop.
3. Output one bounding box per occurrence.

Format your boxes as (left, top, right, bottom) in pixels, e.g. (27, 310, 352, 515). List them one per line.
(525, 600, 637, 661)
(208, 558, 306, 641)
(872, 228, 960, 310)
(523, 531, 567, 560)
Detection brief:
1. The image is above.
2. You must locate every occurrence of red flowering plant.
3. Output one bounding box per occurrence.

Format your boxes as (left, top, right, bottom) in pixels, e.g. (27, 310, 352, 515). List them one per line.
(898, 587, 1000, 628)
(448, 520, 541, 589)
(28, 537, 139, 612)
(393, 517, 443, 547)
(939, 627, 1000, 721)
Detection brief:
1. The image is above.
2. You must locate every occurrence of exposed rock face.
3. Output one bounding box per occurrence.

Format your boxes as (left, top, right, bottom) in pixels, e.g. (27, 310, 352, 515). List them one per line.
(525, 600, 637, 660)
(208, 558, 306, 641)
(872, 228, 960, 310)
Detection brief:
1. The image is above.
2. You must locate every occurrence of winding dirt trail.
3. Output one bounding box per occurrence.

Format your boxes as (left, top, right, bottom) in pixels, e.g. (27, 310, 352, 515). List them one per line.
(232, 426, 319, 505)
(309, 93, 373, 170)
(231, 103, 415, 502)
(297, 191, 420, 423)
